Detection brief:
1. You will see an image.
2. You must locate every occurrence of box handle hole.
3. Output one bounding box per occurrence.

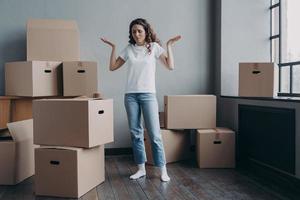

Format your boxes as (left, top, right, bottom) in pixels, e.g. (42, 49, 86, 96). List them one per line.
(50, 160, 60, 165)
(77, 70, 86, 73)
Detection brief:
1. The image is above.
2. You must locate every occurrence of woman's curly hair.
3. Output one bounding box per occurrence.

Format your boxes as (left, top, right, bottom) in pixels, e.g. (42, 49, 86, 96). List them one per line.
(128, 18, 161, 54)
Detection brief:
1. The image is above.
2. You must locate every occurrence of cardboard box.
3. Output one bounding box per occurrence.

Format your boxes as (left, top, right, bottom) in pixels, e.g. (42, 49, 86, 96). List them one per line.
(144, 129, 190, 165)
(33, 98, 113, 148)
(164, 95, 216, 129)
(63, 61, 98, 97)
(27, 19, 80, 61)
(239, 63, 279, 97)
(196, 128, 235, 168)
(35, 145, 104, 198)
(5, 61, 62, 97)
(0, 119, 35, 185)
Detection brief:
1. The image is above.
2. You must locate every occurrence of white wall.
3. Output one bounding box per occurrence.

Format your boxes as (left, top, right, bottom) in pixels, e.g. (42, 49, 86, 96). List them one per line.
(0, 0, 214, 148)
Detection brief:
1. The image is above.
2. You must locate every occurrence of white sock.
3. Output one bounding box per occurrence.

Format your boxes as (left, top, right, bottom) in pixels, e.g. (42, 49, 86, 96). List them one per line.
(160, 165, 170, 182)
(130, 163, 146, 180)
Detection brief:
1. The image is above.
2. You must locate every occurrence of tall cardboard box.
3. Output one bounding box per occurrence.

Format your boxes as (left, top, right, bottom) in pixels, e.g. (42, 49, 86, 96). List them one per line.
(0, 97, 11, 129)
(35, 145, 105, 198)
(196, 128, 235, 168)
(5, 61, 62, 97)
(33, 98, 113, 148)
(27, 19, 80, 61)
(239, 63, 278, 97)
(63, 61, 98, 97)
(164, 95, 216, 129)
(0, 119, 35, 185)
(144, 129, 190, 165)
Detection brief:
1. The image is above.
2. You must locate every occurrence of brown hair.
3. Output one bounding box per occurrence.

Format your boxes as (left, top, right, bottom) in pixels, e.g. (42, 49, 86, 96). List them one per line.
(128, 18, 161, 54)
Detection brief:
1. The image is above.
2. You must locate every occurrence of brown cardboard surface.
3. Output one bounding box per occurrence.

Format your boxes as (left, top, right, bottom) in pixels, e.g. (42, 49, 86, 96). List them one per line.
(11, 98, 33, 122)
(33, 98, 113, 148)
(239, 63, 279, 97)
(0, 140, 15, 184)
(63, 61, 98, 97)
(35, 145, 104, 198)
(0, 119, 35, 185)
(0, 97, 33, 129)
(27, 19, 80, 61)
(196, 128, 235, 168)
(164, 95, 216, 129)
(0, 99, 10, 129)
(5, 61, 62, 97)
(144, 129, 190, 165)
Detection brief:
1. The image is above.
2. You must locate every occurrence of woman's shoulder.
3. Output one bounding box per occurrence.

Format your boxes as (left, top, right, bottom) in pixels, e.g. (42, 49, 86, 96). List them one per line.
(150, 42, 159, 46)
(150, 42, 162, 49)
(122, 43, 132, 51)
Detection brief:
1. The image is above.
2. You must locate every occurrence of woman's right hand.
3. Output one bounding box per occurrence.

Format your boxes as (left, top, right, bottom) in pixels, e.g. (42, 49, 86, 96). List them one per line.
(100, 37, 124, 71)
(100, 37, 115, 48)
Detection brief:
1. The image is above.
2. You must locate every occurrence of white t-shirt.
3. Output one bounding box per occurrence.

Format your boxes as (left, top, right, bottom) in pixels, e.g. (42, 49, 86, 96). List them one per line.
(119, 42, 165, 94)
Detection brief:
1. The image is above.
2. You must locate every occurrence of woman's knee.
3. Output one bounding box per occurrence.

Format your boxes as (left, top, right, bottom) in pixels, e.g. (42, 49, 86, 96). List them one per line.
(150, 135, 163, 146)
(131, 129, 144, 140)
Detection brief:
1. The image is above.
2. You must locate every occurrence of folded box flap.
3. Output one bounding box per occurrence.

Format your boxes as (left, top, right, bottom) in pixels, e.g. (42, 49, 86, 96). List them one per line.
(197, 128, 235, 134)
(7, 119, 33, 142)
(197, 129, 215, 134)
(27, 19, 78, 30)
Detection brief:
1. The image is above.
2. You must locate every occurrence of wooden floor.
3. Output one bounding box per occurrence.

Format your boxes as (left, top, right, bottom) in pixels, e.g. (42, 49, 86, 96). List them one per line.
(0, 155, 297, 200)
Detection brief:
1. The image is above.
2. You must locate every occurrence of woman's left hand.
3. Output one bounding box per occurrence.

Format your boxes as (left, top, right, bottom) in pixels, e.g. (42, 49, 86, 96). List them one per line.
(167, 35, 181, 46)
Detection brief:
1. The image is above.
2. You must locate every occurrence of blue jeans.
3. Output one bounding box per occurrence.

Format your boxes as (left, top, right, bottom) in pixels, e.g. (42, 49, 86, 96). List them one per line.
(124, 93, 166, 167)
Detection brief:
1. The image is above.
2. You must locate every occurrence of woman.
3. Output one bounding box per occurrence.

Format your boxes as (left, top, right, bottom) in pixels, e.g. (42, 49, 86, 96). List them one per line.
(101, 18, 181, 182)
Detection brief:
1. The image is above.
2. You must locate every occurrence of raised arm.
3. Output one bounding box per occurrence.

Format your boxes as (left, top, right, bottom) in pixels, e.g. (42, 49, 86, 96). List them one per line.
(100, 37, 125, 71)
(159, 35, 181, 70)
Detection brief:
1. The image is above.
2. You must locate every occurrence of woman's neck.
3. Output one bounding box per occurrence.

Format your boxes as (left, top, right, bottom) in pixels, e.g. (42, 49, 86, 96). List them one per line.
(135, 42, 146, 46)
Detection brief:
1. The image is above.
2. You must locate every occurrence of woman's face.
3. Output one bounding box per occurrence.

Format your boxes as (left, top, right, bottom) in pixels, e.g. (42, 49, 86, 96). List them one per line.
(131, 24, 146, 45)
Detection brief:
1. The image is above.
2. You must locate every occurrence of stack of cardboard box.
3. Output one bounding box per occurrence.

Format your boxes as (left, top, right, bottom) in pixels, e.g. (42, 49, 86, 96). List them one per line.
(1, 18, 113, 198)
(5, 19, 98, 98)
(145, 95, 236, 169)
(1, 19, 98, 127)
(33, 98, 113, 198)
